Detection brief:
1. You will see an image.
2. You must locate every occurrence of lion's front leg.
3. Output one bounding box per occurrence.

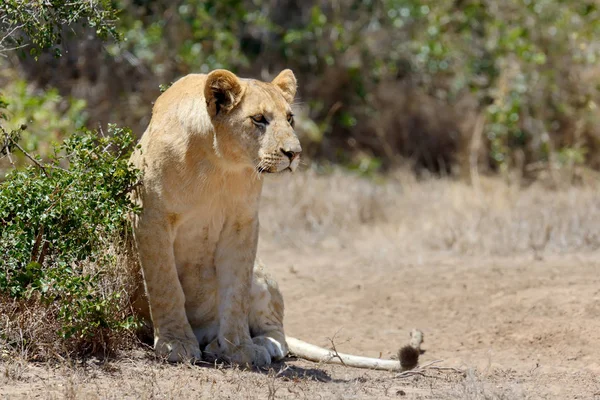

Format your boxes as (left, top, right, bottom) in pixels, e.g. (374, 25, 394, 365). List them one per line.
(133, 211, 201, 363)
(207, 216, 271, 367)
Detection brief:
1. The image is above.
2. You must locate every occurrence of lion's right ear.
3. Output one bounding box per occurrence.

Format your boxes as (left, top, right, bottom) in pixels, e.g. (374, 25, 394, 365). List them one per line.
(205, 69, 244, 116)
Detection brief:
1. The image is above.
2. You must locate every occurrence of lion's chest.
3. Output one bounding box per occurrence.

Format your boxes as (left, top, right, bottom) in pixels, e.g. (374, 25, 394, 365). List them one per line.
(165, 171, 261, 326)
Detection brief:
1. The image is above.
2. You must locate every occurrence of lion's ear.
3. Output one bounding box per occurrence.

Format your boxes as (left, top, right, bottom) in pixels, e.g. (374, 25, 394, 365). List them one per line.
(271, 69, 297, 104)
(205, 69, 244, 116)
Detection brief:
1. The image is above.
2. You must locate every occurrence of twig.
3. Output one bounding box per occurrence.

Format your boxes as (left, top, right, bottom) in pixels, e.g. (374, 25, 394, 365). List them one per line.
(115, 179, 143, 199)
(2, 140, 16, 168)
(275, 365, 291, 377)
(30, 226, 44, 264)
(47, 164, 72, 174)
(1, 127, 17, 168)
(0, 43, 28, 57)
(326, 328, 351, 366)
(428, 366, 465, 373)
(395, 370, 436, 379)
(327, 338, 346, 366)
(9, 139, 49, 177)
(0, 24, 24, 46)
(394, 359, 465, 379)
(417, 359, 443, 369)
(0, 23, 27, 56)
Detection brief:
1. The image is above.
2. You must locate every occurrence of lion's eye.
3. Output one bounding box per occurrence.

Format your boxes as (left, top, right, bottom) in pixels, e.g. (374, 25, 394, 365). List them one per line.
(251, 114, 268, 125)
(287, 114, 295, 126)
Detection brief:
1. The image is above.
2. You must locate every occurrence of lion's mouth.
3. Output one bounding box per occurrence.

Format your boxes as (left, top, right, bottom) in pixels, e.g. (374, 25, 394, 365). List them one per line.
(257, 157, 297, 173)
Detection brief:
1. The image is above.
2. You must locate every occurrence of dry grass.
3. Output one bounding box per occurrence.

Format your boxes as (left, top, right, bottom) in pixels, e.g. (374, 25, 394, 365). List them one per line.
(440, 369, 525, 400)
(262, 168, 600, 257)
(0, 354, 543, 400)
(0, 356, 530, 400)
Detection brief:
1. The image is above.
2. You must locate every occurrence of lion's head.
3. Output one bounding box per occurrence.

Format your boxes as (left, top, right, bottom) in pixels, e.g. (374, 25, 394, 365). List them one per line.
(204, 69, 302, 174)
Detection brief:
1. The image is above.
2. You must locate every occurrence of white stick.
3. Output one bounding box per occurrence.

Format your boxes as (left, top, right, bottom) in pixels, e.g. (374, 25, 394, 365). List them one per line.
(286, 337, 403, 371)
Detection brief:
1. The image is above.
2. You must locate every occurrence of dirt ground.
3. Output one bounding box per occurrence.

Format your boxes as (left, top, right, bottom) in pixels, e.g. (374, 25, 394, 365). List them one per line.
(2, 170, 600, 399)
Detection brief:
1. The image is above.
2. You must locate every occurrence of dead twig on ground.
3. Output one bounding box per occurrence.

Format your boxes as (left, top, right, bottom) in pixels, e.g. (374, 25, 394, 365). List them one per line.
(395, 359, 465, 379)
(326, 328, 352, 366)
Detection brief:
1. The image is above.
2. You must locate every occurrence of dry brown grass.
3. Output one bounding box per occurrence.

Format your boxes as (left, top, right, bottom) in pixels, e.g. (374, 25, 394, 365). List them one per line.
(0, 356, 530, 400)
(262, 168, 600, 257)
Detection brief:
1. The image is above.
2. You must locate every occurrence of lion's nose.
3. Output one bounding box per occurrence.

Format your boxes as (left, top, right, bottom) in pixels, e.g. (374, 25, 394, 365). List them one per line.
(280, 146, 301, 161)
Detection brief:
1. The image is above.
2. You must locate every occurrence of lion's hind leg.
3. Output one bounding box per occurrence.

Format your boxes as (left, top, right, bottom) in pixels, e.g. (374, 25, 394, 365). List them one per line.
(249, 260, 288, 361)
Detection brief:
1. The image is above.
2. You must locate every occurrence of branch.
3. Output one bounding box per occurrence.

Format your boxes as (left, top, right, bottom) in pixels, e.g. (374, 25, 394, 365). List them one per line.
(327, 336, 347, 366)
(326, 328, 352, 366)
(10, 139, 49, 177)
(0, 23, 25, 47)
(1, 125, 49, 175)
(115, 179, 142, 199)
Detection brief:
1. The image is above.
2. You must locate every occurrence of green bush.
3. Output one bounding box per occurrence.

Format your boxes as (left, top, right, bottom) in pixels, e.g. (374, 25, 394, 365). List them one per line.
(0, 0, 119, 57)
(0, 124, 141, 357)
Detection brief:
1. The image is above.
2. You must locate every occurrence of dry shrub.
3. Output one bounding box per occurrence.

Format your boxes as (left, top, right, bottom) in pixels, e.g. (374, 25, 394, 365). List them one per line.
(359, 81, 464, 173)
(0, 241, 141, 362)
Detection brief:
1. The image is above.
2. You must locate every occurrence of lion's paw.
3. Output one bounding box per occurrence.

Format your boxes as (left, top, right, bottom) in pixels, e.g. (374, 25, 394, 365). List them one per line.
(205, 338, 272, 368)
(252, 336, 286, 361)
(155, 336, 201, 363)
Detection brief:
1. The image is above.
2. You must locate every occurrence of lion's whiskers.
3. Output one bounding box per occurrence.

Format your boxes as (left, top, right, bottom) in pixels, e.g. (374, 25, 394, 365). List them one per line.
(252, 159, 264, 181)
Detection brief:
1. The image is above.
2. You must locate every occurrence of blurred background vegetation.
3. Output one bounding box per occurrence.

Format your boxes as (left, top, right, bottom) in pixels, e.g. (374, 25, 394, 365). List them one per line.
(2, 0, 600, 180)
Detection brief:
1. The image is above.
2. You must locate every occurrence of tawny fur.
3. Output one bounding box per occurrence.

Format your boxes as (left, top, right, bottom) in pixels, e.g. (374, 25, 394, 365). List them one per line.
(130, 69, 415, 370)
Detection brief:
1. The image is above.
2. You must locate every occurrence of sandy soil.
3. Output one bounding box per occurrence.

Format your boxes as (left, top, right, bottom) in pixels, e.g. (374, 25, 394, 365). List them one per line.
(2, 171, 600, 399)
(272, 247, 600, 399)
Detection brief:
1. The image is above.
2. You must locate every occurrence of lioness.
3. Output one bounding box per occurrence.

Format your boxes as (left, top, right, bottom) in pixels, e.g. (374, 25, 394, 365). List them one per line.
(131, 69, 418, 369)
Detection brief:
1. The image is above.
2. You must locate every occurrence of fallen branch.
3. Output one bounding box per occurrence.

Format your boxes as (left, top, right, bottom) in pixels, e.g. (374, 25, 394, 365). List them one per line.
(287, 328, 425, 372)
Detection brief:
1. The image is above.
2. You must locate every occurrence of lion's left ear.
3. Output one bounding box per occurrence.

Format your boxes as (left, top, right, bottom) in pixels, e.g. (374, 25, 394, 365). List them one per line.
(271, 69, 297, 104)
